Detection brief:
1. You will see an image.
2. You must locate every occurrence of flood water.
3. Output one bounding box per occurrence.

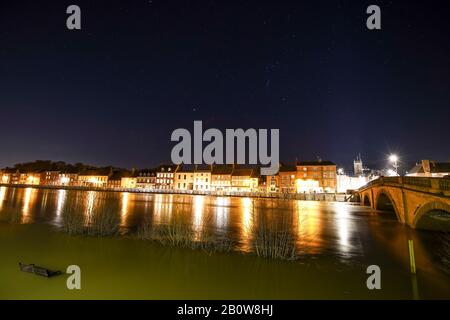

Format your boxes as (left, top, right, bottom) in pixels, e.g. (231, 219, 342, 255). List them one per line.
(1, 185, 449, 299)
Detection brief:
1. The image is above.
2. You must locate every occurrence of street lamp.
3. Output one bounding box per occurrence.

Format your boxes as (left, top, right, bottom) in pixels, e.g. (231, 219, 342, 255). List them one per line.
(389, 154, 399, 175)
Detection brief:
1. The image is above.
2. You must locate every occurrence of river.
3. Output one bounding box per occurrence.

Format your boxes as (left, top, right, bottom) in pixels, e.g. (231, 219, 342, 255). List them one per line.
(0, 186, 449, 299)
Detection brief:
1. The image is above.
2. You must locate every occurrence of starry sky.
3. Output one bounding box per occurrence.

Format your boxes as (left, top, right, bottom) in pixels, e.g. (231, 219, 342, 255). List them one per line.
(0, 0, 449, 172)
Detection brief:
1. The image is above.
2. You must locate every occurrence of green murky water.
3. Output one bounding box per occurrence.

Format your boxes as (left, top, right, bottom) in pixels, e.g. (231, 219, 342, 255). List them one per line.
(0, 186, 449, 299)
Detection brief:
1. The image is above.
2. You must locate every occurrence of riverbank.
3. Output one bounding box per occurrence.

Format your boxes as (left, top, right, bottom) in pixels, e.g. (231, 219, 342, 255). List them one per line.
(0, 223, 418, 299)
(0, 183, 349, 201)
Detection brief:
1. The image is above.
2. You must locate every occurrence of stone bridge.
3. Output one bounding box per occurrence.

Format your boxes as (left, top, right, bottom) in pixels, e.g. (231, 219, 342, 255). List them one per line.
(357, 176, 450, 231)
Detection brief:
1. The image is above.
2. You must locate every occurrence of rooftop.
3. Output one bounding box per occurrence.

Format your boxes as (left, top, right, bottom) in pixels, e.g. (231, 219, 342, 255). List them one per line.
(296, 160, 336, 166)
(409, 160, 450, 174)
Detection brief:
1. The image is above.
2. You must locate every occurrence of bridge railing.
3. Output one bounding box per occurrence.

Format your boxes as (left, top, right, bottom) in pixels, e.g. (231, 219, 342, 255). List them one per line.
(402, 177, 432, 188)
(439, 179, 450, 191)
(382, 177, 401, 184)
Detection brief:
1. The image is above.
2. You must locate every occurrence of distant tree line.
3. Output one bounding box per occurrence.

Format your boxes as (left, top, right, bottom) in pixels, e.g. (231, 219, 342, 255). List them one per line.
(2, 160, 126, 174)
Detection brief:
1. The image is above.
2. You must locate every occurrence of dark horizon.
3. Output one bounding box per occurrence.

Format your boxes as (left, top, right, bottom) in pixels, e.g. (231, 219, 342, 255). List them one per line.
(1, 0, 449, 171)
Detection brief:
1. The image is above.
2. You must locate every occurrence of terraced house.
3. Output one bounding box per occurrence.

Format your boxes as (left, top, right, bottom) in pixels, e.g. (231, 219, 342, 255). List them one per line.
(296, 160, 337, 193)
(78, 168, 112, 188)
(58, 170, 79, 186)
(155, 165, 178, 190)
(278, 164, 297, 193)
(135, 169, 156, 189)
(174, 167, 194, 190)
(231, 168, 259, 192)
(193, 165, 212, 191)
(0, 171, 11, 184)
(41, 171, 60, 186)
(210, 165, 233, 191)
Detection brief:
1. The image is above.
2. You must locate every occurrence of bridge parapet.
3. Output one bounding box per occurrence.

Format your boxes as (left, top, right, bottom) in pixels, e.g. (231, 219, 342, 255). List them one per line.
(402, 177, 432, 189)
(439, 179, 450, 192)
(360, 176, 450, 197)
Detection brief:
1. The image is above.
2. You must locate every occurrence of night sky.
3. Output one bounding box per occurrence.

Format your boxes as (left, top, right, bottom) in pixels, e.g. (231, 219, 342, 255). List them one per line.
(1, 0, 449, 171)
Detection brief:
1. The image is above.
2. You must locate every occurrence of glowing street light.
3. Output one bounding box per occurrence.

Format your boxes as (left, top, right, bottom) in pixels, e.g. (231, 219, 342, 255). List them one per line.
(389, 154, 399, 175)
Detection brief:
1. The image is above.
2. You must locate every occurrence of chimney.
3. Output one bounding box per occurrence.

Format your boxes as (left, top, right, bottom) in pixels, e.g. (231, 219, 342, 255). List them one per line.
(421, 160, 431, 174)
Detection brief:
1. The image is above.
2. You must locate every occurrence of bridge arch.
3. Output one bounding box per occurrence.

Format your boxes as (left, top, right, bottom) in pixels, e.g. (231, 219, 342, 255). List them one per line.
(413, 201, 450, 231)
(363, 194, 371, 207)
(374, 189, 401, 221)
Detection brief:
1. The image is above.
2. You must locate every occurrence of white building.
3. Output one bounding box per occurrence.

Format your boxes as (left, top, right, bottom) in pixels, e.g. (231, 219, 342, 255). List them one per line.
(336, 174, 369, 193)
(193, 168, 211, 191)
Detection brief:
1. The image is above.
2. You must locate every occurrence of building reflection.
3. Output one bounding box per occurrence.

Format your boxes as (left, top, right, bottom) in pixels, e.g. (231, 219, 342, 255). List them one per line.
(192, 195, 205, 239)
(120, 192, 134, 226)
(214, 197, 229, 231)
(0, 186, 6, 210)
(121, 192, 129, 215)
(41, 191, 49, 212)
(22, 187, 36, 223)
(153, 194, 173, 224)
(240, 197, 254, 251)
(85, 191, 96, 218)
(294, 201, 323, 254)
(334, 202, 351, 253)
(56, 189, 67, 217)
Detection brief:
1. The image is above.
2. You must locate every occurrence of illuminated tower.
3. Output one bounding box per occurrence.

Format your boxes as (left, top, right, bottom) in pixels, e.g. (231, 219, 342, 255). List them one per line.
(354, 154, 363, 176)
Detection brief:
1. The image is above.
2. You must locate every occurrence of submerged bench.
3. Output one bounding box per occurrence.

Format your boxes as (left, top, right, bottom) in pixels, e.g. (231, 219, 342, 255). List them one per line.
(19, 263, 62, 278)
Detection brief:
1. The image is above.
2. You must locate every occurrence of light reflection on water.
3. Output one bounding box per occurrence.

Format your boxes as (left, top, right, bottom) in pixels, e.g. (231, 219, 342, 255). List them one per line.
(0, 186, 6, 210)
(120, 192, 132, 226)
(153, 193, 173, 225)
(294, 201, 322, 255)
(0, 186, 449, 274)
(193, 195, 204, 238)
(240, 197, 254, 252)
(56, 189, 67, 217)
(215, 197, 229, 231)
(21, 187, 36, 223)
(335, 202, 351, 252)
